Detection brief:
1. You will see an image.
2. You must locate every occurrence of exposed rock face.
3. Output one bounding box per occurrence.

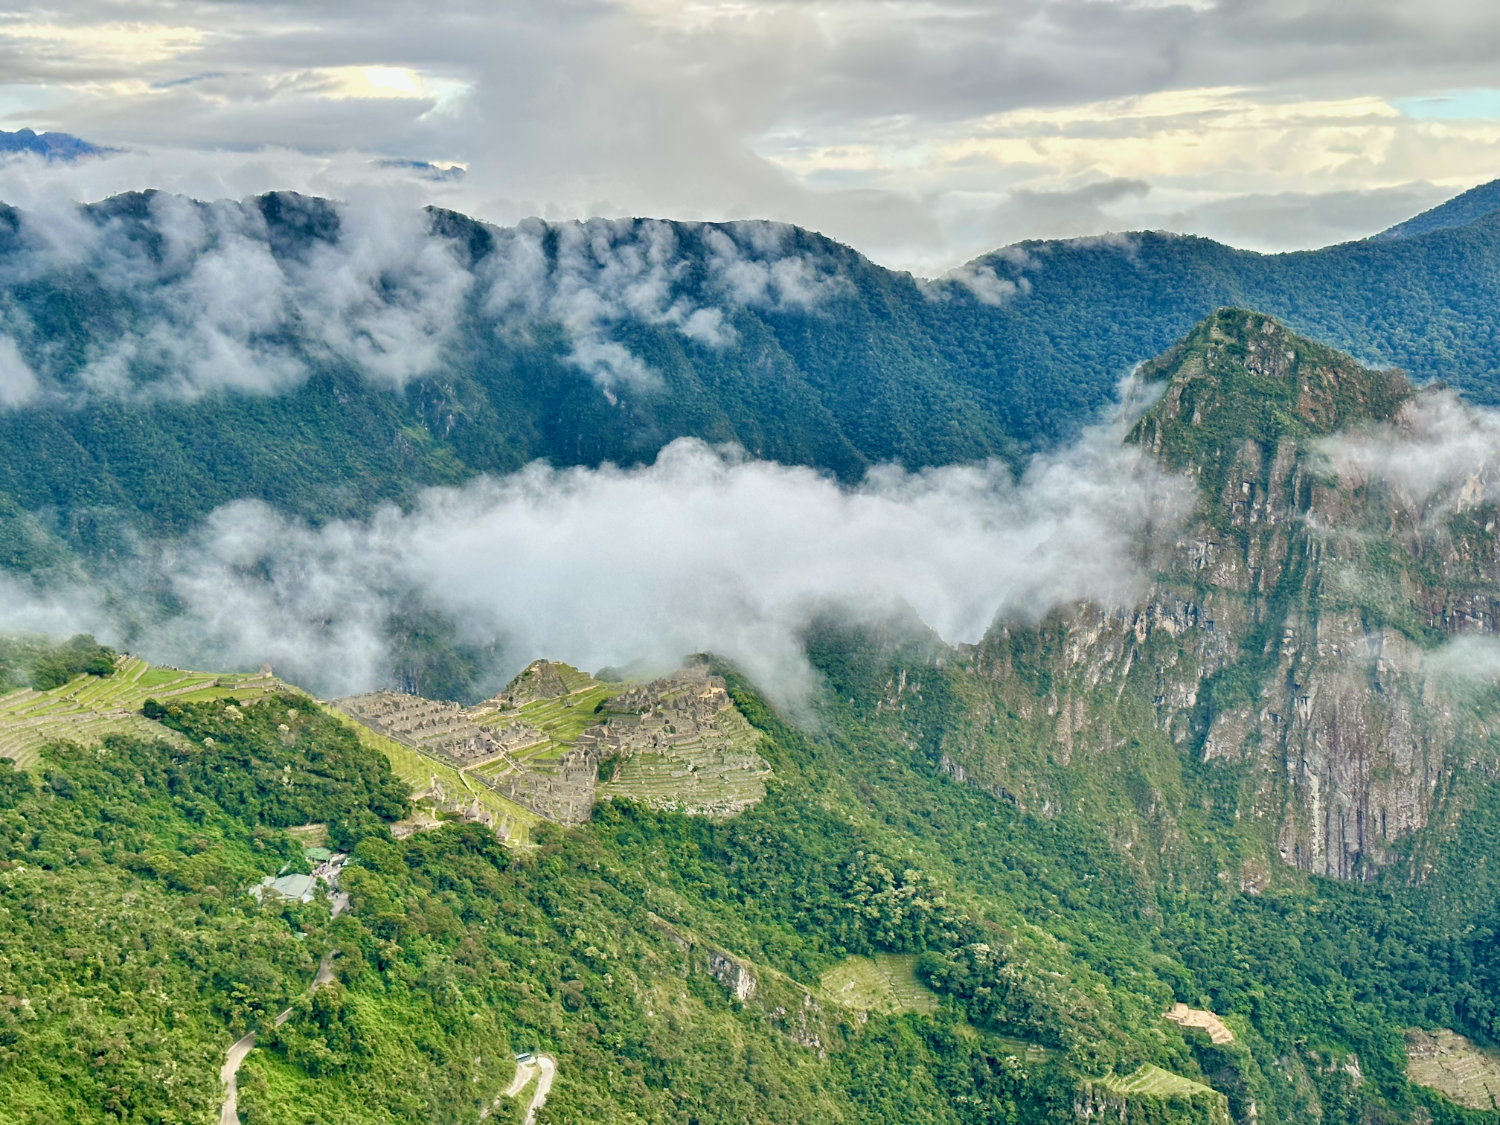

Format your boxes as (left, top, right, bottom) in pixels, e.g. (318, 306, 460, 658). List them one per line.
(933, 311, 1500, 880)
(706, 950, 758, 1002)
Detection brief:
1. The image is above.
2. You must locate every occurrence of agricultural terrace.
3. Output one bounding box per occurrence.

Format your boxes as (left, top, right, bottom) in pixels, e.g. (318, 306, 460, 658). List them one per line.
(1406, 1028, 1500, 1111)
(820, 954, 940, 1017)
(0, 655, 280, 769)
(472, 674, 621, 771)
(1101, 1064, 1218, 1099)
(320, 705, 543, 847)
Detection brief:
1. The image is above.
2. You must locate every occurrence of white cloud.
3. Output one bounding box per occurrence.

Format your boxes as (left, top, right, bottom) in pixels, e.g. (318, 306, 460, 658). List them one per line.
(477, 215, 846, 390)
(3, 2, 1500, 270)
(0, 193, 861, 400)
(9, 191, 475, 399)
(1424, 635, 1500, 686)
(930, 262, 1030, 306)
(0, 334, 38, 406)
(108, 386, 1190, 705)
(1319, 390, 1500, 513)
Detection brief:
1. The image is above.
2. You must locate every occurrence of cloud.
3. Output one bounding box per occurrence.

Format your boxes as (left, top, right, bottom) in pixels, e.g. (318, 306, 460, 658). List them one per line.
(0, 335, 38, 406)
(0, 192, 851, 400)
(0, 569, 106, 637)
(477, 215, 847, 391)
(1318, 389, 1500, 512)
(4, 3, 1500, 270)
(0, 188, 480, 398)
(103, 384, 1189, 707)
(0, 376, 1181, 705)
(1423, 635, 1500, 686)
(928, 262, 1030, 306)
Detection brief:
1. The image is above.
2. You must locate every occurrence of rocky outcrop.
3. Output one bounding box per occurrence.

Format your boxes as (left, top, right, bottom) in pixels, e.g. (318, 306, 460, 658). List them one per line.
(945, 312, 1500, 880)
(706, 950, 758, 1002)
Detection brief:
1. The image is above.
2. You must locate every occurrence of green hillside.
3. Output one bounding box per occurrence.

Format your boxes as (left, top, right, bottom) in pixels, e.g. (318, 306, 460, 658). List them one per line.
(3, 645, 1497, 1124)
(3, 185, 1500, 574)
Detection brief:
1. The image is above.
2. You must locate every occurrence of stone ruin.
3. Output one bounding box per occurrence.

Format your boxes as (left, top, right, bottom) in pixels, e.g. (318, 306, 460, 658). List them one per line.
(334, 690, 540, 767)
(393, 775, 517, 842)
(339, 663, 769, 832)
(576, 671, 732, 760)
(485, 745, 601, 826)
(474, 665, 768, 824)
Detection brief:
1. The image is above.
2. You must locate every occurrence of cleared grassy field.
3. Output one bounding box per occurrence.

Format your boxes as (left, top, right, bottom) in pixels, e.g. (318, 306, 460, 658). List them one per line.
(1101, 1064, 1218, 1100)
(0, 656, 281, 769)
(504, 684, 618, 744)
(820, 954, 940, 1016)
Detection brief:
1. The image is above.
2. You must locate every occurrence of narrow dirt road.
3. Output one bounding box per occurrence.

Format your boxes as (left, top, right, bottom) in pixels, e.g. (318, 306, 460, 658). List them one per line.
(495, 1055, 557, 1125)
(219, 953, 337, 1125)
(525, 1057, 556, 1125)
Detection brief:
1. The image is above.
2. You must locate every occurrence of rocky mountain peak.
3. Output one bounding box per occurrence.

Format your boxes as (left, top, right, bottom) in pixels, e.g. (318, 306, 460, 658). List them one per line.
(1129, 309, 1411, 493)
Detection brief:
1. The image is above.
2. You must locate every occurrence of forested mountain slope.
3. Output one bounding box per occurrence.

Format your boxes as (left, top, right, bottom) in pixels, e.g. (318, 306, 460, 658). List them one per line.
(1, 185, 1500, 566)
(847, 310, 1500, 882)
(7, 317, 1500, 1124)
(1375, 177, 1500, 240)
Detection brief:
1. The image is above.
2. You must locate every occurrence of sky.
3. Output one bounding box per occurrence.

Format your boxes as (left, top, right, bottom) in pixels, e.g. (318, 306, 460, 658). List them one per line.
(1, 0, 1499, 277)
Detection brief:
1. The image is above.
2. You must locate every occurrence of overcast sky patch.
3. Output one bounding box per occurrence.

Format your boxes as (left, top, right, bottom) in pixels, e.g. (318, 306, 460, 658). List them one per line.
(0, 1, 1498, 270)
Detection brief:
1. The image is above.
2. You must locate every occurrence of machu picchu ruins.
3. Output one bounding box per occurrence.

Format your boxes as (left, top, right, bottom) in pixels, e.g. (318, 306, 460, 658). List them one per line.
(332, 660, 772, 834)
(332, 691, 502, 765)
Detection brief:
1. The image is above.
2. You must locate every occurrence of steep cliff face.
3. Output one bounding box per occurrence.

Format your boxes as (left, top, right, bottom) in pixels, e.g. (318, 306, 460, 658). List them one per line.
(897, 310, 1500, 881)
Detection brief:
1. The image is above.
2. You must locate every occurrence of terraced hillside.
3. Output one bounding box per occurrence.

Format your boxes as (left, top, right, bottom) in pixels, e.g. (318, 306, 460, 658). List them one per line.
(594, 675, 771, 817)
(334, 660, 772, 830)
(1090, 1064, 1233, 1125)
(0, 656, 281, 768)
(1406, 1029, 1500, 1111)
(821, 953, 940, 1017)
(319, 706, 543, 847)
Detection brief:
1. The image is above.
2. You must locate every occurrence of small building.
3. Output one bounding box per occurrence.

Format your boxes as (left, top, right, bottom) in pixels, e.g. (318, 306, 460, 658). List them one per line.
(251, 873, 317, 904)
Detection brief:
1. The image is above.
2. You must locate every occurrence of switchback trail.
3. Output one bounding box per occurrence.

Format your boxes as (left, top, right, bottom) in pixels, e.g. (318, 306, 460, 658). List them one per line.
(219, 953, 337, 1125)
(496, 1054, 557, 1125)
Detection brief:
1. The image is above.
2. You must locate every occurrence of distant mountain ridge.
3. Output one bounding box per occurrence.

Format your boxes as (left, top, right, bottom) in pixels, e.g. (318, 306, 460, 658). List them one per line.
(1373, 176, 1500, 240)
(0, 127, 108, 160)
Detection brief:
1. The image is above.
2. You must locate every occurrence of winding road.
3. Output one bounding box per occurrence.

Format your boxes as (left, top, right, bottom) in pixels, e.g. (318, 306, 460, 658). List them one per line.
(499, 1055, 557, 1125)
(220, 953, 555, 1125)
(219, 954, 338, 1125)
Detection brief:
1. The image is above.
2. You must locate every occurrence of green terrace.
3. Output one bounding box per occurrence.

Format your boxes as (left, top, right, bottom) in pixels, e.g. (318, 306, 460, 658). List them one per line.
(0, 655, 281, 769)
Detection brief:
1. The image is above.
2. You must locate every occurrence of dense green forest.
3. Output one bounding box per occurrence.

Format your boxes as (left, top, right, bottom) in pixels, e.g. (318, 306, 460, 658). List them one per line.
(0, 633, 115, 691)
(2, 659, 1498, 1124)
(1, 185, 1500, 569)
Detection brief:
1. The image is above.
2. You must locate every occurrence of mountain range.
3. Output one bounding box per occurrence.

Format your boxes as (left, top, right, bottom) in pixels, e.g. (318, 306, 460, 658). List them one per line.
(0, 180, 1499, 571)
(0, 128, 108, 161)
(4, 181, 1500, 1124)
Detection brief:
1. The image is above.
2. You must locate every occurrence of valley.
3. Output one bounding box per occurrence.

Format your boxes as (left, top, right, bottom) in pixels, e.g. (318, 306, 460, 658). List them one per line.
(7, 7, 1500, 1123)
(2, 232, 1500, 1125)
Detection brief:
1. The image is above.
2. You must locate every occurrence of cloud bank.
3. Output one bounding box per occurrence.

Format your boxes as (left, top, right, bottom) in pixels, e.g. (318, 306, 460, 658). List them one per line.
(4, 2, 1500, 270)
(1320, 389, 1500, 513)
(0, 193, 849, 400)
(49, 394, 1187, 707)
